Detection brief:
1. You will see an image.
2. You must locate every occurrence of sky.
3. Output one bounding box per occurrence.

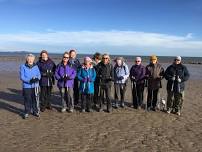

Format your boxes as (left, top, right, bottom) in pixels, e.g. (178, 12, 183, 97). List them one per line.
(0, 0, 202, 56)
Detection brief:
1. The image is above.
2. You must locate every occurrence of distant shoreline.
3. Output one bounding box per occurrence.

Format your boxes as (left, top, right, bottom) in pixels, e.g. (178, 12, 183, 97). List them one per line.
(0, 52, 202, 65)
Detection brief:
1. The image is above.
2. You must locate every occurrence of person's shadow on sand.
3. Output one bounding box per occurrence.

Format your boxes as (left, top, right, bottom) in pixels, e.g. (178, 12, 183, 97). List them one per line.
(0, 88, 24, 116)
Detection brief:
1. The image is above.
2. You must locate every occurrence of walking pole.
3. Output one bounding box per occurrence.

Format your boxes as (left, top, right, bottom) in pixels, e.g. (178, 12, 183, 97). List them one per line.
(144, 79, 148, 111)
(34, 80, 40, 115)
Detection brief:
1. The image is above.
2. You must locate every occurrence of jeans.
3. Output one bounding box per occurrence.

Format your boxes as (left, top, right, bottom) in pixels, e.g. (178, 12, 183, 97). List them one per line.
(60, 87, 74, 109)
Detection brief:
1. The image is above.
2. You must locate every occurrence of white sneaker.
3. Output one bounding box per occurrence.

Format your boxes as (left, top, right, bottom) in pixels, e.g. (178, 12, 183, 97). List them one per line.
(167, 108, 172, 114)
(23, 113, 29, 119)
(61, 108, 67, 113)
(177, 111, 181, 116)
(69, 108, 74, 113)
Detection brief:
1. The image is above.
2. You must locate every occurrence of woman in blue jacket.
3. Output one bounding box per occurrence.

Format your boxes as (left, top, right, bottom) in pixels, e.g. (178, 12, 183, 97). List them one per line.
(77, 57, 96, 112)
(20, 54, 41, 119)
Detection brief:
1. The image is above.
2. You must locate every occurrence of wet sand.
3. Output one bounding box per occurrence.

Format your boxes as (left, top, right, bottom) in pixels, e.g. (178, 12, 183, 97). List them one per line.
(0, 58, 202, 152)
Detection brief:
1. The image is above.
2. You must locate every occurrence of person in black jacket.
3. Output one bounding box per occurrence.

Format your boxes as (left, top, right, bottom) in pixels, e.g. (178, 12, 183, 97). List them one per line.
(92, 52, 102, 109)
(165, 56, 190, 116)
(37, 50, 56, 112)
(96, 54, 114, 112)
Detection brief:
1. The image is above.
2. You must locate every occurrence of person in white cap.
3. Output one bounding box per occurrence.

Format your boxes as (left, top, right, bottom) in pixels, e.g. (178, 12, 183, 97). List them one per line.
(77, 57, 96, 112)
(165, 56, 190, 116)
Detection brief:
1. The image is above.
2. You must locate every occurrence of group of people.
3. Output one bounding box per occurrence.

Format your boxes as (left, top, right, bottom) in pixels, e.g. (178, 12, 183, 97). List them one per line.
(19, 50, 190, 119)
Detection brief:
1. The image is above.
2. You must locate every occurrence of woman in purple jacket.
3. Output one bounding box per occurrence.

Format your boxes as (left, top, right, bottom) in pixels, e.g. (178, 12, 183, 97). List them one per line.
(130, 57, 146, 109)
(55, 52, 76, 113)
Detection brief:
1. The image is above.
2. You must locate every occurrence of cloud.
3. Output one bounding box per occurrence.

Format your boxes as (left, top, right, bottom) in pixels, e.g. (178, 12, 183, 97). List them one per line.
(0, 30, 201, 56)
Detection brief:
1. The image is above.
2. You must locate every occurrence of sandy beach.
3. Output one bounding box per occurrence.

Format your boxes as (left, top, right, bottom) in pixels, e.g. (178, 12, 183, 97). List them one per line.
(0, 57, 202, 152)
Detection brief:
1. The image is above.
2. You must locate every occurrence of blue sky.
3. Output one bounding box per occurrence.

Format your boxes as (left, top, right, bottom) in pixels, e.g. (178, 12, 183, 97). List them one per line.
(0, 0, 202, 56)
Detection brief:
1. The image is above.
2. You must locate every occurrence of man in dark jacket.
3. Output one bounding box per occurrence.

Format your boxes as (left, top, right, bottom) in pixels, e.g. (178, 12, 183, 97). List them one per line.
(145, 55, 164, 111)
(37, 50, 56, 112)
(92, 52, 102, 109)
(165, 56, 190, 116)
(96, 54, 114, 112)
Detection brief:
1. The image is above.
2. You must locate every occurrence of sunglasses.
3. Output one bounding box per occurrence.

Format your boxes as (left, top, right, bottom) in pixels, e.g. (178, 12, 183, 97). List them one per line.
(63, 56, 69, 59)
(103, 58, 109, 60)
(175, 59, 180, 61)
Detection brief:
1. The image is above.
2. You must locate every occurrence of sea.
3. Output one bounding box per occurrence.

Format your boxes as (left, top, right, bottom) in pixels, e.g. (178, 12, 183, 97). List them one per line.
(0, 52, 202, 80)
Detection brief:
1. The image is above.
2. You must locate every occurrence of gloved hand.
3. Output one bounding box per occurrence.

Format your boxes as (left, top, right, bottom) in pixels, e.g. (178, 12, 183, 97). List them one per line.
(47, 71, 53, 78)
(177, 78, 182, 83)
(131, 76, 136, 81)
(171, 77, 175, 81)
(82, 78, 88, 82)
(118, 76, 124, 80)
(87, 77, 92, 82)
(30, 78, 39, 84)
(106, 77, 113, 81)
(62, 75, 68, 81)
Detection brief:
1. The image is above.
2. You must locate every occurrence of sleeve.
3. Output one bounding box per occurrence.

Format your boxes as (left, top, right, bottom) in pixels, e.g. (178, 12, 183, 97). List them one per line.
(20, 65, 30, 83)
(55, 65, 61, 80)
(77, 68, 83, 81)
(164, 66, 173, 81)
(91, 68, 96, 82)
(110, 64, 114, 80)
(160, 66, 165, 79)
(70, 68, 77, 79)
(123, 65, 129, 80)
(139, 66, 146, 81)
(182, 66, 190, 82)
(36, 66, 41, 80)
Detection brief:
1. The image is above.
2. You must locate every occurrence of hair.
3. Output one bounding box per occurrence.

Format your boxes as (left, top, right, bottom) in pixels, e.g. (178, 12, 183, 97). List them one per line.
(25, 53, 35, 60)
(69, 49, 77, 54)
(40, 50, 48, 57)
(63, 51, 69, 57)
(93, 52, 102, 60)
(102, 53, 110, 61)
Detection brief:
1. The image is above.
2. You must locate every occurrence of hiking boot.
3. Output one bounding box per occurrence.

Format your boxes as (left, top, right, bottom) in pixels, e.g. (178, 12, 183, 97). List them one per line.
(167, 108, 172, 114)
(114, 102, 119, 108)
(81, 109, 86, 113)
(120, 101, 125, 108)
(98, 108, 103, 112)
(40, 108, 46, 112)
(61, 108, 67, 113)
(176, 110, 181, 116)
(33, 112, 40, 118)
(69, 108, 74, 113)
(107, 108, 112, 113)
(23, 113, 29, 119)
(87, 109, 93, 112)
(47, 106, 52, 110)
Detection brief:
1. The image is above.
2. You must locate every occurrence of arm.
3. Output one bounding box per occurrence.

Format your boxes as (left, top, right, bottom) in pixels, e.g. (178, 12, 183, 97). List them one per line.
(181, 66, 190, 82)
(91, 68, 96, 82)
(69, 68, 77, 79)
(55, 65, 61, 80)
(20, 65, 30, 83)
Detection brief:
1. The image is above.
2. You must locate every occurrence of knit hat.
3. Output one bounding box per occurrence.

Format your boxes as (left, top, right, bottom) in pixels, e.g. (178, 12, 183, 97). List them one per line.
(175, 56, 182, 61)
(150, 55, 157, 61)
(84, 56, 92, 62)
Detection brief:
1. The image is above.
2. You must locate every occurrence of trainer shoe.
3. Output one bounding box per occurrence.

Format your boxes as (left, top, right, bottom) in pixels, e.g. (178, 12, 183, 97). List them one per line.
(167, 108, 172, 114)
(61, 108, 67, 113)
(23, 113, 29, 119)
(69, 108, 74, 113)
